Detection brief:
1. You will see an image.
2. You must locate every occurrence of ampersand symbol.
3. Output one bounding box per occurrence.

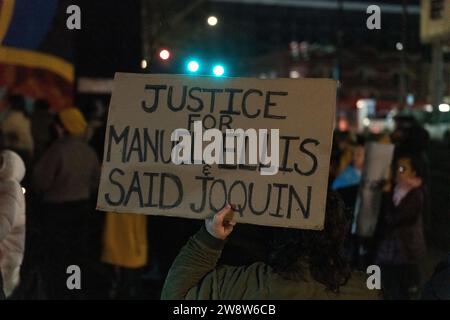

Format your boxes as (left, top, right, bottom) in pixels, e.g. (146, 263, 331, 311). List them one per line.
(202, 165, 211, 176)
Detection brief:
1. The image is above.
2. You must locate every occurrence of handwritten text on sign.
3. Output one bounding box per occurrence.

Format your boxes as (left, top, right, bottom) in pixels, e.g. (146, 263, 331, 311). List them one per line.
(97, 73, 336, 229)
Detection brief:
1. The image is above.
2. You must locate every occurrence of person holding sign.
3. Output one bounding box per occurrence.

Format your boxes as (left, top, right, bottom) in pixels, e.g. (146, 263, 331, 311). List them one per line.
(161, 193, 379, 300)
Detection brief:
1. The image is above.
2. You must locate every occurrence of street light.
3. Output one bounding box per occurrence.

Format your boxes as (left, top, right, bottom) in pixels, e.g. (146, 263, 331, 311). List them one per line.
(212, 65, 225, 77)
(187, 60, 200, 73)
(439, 103, 450, 112)
(424, 104, 433, 112)
(159, 49, 170, 60)
(207, 16, 218, 26)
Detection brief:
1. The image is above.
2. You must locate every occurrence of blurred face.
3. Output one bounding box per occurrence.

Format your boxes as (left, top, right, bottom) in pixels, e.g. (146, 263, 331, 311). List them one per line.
(353, 146, 365, 170)
(395, 157, 416, 184)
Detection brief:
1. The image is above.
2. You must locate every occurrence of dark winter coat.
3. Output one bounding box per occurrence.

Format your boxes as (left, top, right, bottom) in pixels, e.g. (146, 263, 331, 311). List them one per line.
(376, 187, 427, 265)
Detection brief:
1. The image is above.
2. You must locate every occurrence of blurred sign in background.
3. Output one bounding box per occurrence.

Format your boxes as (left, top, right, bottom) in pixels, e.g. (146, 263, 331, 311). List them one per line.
(420, 0, 450, 43)
(0, 0, 75, 111)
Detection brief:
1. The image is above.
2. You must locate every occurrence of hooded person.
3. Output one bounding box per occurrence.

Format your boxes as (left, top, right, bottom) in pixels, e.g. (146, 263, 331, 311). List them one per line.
(0, 150, 26, 298)
(32, 107, 100, 299)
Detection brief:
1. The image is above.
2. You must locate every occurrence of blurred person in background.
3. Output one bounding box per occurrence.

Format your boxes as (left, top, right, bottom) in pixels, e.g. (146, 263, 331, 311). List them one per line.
(390, 115, 431, 231)
(375, 152, 427, 300)
(0, 95, 34, 167)
(0, 150, 26, 298)
(161, 193, 379, 300)
(331, 136, 366, 269)
(31, 99, 54, 163)
(102, 212, 148, 299)
(84, 100, 107, 160)
(32, 107, 100, 299)
(329, 130, 354, 187)
(391, 115, 429, 156)
(332, 135, 365, 192)
(335, 131, 357, 176)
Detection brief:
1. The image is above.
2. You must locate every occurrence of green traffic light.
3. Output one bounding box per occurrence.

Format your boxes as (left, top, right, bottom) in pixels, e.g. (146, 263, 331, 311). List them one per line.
(213, 65, 225, 76)
(187, 60, 200, 73)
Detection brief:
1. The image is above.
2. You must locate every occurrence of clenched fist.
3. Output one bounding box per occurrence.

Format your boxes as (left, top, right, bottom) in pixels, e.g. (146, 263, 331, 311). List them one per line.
(205, 204, 236, 240)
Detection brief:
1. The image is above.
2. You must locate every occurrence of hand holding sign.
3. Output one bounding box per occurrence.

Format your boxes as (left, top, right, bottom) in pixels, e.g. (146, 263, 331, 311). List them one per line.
(205, 204, 236, 240)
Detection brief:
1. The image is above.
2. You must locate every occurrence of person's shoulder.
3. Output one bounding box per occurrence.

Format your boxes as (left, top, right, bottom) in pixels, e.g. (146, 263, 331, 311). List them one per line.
(241, 262, 272, 274)
(410, 186, 425, 196)
(404, 186, 425, 203)
(216, 262, 272, 282)
(63, 137, 93, 152)
(45, 138, 65, 154)
(73, 138, 96, 152)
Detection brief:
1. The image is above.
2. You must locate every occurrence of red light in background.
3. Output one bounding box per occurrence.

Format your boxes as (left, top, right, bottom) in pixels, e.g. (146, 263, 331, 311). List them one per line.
(159, 49, 170, 60)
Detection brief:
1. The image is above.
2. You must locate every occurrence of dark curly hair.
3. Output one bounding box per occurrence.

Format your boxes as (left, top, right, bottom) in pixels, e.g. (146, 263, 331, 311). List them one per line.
(268, 191, 352, 293)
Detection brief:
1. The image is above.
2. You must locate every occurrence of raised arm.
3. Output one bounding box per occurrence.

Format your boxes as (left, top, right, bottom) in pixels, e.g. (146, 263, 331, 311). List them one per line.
(161, 205, 235, 299)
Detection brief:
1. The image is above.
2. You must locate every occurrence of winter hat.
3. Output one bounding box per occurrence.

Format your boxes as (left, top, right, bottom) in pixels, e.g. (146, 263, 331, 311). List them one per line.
(58, 107, 87, 136)
(0, 150, 26, 182)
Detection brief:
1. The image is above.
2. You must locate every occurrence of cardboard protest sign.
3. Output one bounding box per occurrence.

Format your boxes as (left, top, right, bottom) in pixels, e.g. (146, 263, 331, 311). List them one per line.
(354, 142, 395, 237)
(97, 73, 336, 230)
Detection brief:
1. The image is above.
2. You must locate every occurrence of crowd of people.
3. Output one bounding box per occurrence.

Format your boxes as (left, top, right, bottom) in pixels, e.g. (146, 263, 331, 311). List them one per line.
(329, 121, 430, 299)
(0, 93, 449, 300)
(0, 94, 148, 299)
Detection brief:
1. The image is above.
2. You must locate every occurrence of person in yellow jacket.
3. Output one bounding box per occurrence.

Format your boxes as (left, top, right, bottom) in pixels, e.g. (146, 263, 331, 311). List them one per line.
(102, 212, 148, 299)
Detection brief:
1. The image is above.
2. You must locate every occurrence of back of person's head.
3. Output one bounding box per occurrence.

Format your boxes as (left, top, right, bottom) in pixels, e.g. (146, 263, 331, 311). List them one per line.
(334, 130, 354, 150)
(7, 94, 26, 114)
(394, 115, 418, 130)
(354, 134, 365, 147)
(392, 115, 429, 153)
(0, 150, 26, 182)
(334, 130, 350, 143)
(268, 192, 351, 292)
(34, 99, 50, 112)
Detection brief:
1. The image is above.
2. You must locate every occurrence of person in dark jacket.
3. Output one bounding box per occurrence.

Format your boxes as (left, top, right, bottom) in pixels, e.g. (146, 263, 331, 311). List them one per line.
(32, 107, 100, 299)
(162, 193, 380, 300)
(375, 152, 427, 300)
